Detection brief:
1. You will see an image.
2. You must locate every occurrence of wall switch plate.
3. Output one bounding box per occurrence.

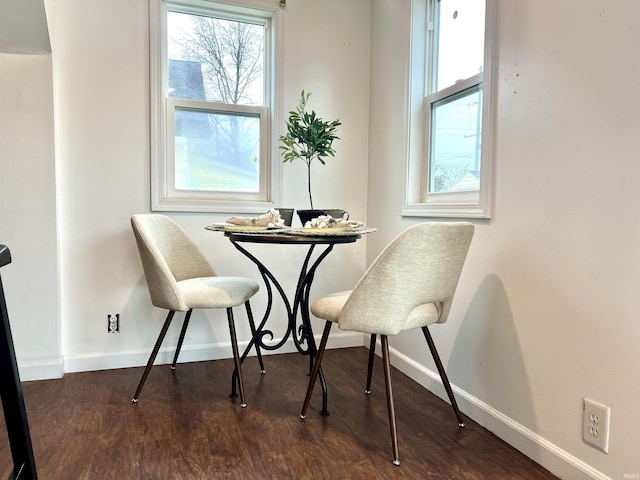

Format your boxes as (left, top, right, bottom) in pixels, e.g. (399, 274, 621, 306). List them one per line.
(583, 397, 610, 453)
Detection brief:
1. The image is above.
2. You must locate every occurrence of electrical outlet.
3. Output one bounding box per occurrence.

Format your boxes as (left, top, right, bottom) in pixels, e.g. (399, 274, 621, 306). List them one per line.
(107, 313, 120, 333)
(583, 397, 610, 453)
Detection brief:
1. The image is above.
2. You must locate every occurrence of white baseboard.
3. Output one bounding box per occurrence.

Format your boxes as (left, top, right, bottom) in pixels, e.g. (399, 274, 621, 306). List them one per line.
(17, 357, 64, 381)
(21, 331, 364, 377)
(385, 344, 611, 480)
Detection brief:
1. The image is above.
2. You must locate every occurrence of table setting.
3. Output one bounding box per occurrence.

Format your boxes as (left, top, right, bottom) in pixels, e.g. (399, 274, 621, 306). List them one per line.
(206, 209, 377, 237)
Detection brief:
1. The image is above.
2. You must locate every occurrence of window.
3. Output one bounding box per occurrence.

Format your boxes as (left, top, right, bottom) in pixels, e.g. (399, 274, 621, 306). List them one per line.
(403, 0, 496, 218)
(150, 0, 283, 213)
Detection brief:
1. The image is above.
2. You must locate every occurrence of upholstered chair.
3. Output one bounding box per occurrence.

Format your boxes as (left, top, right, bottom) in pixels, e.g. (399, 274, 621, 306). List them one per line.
(130, 214, 260, 407)
(300, 222, 474, 465)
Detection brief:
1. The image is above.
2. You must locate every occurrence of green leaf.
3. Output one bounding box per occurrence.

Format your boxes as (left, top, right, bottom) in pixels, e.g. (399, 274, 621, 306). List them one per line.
(279, 90, 341, 207)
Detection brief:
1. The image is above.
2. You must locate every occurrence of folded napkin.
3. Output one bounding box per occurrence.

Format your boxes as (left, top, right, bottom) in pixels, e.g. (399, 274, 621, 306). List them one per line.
(227, 209, 285, 228)
(304, 215, 365, 229)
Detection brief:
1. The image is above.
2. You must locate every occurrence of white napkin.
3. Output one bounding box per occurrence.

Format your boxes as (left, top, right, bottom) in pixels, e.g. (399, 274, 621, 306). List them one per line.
(304, 215, 364, 229)
(227, 209, 285, 228)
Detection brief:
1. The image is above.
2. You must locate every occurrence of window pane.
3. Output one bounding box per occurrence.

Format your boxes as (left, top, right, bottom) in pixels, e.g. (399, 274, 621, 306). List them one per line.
(167, 11, 264, 106)
(435, 0, 485, 91)
(429, 85, 482, 193)
(174, 109, 260, 193)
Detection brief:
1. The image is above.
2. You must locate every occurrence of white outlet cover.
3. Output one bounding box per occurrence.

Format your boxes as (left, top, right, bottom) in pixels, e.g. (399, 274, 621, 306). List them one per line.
(583, 397, 610, 453)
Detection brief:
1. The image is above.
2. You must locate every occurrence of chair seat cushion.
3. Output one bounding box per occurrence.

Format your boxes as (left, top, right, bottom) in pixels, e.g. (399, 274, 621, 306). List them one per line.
(178, 276, 259, 309)
(311, 290, 352, 323)
(312, 290, 442, 334)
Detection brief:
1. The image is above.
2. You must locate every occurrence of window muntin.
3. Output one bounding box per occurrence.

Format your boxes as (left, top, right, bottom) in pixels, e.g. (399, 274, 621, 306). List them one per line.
(151, 0, 280, 212)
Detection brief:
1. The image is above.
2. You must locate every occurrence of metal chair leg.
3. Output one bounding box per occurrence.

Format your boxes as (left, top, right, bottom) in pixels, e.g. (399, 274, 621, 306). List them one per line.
(171, 309, 192, 370)
(245, 301, 265, 373)
(230, 301, 265, 399)
(227, 308, 247, 408)
(381, 335, 400, 466)
(422, 326, 465, 427)
(300, 321, 332, 418)
(365, 333, 377, 394)
(132, 310, 175, 403)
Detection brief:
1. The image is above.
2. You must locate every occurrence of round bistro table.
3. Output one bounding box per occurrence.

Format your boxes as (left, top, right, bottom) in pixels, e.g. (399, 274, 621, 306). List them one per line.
(206, 225, 376, 415)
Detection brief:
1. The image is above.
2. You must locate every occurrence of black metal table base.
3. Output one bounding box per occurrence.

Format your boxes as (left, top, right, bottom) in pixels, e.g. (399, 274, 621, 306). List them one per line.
(224, 232, 360, 416)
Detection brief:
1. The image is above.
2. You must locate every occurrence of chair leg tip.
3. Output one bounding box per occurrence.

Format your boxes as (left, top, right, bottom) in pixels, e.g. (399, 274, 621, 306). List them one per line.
(458, 422, 465, 428)
(393, 459, 400, 466)
(364, 389, 371, 395)
(170, 366, 176, 370)
(260, 370, 266, 374)
(299, 414, 306, 419)
(131, 398, 138, 404)
(240, 403, 247, 408)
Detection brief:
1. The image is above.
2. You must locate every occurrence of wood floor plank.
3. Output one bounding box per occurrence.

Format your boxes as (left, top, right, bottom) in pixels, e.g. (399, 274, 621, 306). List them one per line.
(1, 347, 559, 479)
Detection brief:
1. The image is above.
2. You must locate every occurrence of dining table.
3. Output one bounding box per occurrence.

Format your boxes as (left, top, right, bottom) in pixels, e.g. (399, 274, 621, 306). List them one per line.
(205, 223, 376, 415)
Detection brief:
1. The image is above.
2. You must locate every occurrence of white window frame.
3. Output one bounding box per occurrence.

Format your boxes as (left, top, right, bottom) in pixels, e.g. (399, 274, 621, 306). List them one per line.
(150, 0, 284, 213)
(403, 0, 497, 218)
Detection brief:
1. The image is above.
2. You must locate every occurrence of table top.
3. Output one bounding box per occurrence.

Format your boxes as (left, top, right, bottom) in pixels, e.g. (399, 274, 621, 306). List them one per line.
(205, 225, 377, 245)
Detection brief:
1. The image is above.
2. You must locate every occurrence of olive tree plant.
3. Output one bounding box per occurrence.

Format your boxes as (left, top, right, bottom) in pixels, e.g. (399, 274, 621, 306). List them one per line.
(279, 90, 341, 209)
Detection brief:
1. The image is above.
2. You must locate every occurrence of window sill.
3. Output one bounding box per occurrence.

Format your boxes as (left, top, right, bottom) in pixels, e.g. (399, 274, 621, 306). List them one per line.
(401, 202, 490, 219)
(151, 197, 277, 214)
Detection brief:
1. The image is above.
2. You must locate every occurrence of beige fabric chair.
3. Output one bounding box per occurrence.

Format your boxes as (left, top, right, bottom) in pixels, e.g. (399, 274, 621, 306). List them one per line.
(300, 222, 474, 465)
(130, 214, 260, 407)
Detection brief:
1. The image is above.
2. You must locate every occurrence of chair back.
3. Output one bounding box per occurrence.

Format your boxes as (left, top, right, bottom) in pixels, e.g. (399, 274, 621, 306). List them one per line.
(339, 222, 474, 336)
(131, 214, 216, 311)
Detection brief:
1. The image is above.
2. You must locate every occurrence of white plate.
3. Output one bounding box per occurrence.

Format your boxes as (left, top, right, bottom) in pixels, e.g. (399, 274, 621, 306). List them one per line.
(206, 223, 289, 233)
(285, 227, 377, 237)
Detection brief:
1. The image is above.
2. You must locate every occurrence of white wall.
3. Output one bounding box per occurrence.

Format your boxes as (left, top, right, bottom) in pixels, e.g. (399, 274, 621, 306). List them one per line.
(0, 50, 60, 376)
(36, 0, 369, 373)
(368, 0, 640, 478)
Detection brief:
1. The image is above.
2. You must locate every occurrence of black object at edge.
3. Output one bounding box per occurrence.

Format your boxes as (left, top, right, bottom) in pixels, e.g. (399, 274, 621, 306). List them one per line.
(0, 244, 38, 479)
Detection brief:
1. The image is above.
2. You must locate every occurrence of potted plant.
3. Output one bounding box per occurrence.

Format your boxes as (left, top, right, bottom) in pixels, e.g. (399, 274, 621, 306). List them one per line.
(280, 90, 342, 224)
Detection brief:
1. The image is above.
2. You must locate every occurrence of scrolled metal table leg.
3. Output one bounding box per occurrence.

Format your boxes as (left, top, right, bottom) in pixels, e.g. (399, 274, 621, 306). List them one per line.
(226, 238, 339, 416)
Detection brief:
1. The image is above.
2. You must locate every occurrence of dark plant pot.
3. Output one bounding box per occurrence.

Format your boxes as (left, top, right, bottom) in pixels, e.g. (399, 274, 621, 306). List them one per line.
(276, 208, 294, 226)
(296, 209, 324, 226)
(297, 209, 349, 226)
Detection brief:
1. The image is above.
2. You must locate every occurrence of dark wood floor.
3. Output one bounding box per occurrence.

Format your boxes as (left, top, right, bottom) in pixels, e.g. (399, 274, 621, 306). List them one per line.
(1, 347, 558, 479)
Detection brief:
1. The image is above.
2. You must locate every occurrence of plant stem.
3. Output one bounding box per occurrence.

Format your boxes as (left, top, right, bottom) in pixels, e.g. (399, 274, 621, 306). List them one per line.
(307, 160, 313, 209)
